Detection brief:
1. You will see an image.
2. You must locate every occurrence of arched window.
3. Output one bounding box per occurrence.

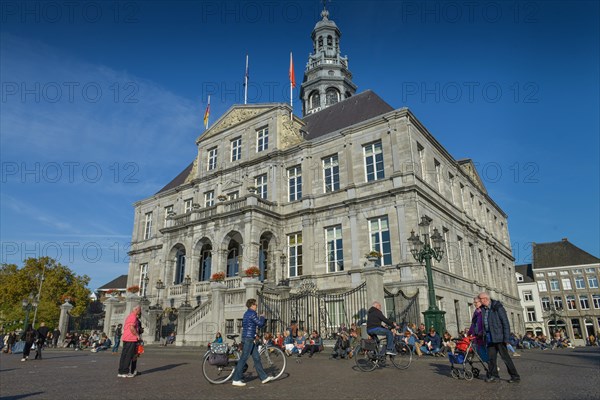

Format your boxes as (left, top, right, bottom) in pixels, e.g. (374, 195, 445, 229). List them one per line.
(175, 248, 186, 284)
(327, 35, 333, 46)
(199, 244, 212, 281)
(227, 243, 240, 277)
(310, 91, 320, 109)
(318, 36, 323, 49)
(326, 88, 340, 106)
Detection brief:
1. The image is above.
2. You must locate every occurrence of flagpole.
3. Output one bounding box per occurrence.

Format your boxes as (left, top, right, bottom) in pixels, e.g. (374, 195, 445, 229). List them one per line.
(207, 95, 210, 129)
(290, 52, 293, 119)
(244, 54, 249, 105)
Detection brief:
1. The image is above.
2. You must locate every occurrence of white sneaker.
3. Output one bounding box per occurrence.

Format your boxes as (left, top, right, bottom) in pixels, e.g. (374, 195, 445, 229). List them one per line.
(117, 374, 128, 378)
(232, 380, 246, 387)
(262, 376, 274, 384)
(21, 358, 26, 362)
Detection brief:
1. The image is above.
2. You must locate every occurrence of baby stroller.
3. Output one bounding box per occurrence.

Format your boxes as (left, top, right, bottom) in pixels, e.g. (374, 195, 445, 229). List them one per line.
(448, 336, 489, 380)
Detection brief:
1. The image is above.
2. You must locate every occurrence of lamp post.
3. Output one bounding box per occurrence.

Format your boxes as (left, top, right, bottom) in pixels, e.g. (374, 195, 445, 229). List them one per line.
(182, 275, 191, 307)
(31, 264, 47, 328)
(155, 279, 165, 308)
(22, 294, 38, 331)
(278, 254, 289, 286)
(407, 216, 446, 334)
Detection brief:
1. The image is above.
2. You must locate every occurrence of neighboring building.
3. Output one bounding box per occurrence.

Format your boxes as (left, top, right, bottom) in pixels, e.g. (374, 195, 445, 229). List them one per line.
(126, 7, 521, 345)
(96, 274, 128, 302)
(516, 239, 600, 345)
(515, 264, 544, 336)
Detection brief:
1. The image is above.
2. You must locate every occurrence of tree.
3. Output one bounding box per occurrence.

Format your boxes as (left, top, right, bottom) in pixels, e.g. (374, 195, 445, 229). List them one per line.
(0, 257, 91, 331)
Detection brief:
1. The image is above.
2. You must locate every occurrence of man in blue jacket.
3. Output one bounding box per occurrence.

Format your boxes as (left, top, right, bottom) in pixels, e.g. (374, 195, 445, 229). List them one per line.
(231, 298, 274, 387)
(479, 292, 521, 383)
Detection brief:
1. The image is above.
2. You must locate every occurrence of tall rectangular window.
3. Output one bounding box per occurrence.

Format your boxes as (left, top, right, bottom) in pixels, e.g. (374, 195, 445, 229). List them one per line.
(575, 276, 586, 289)
(580, 295, 590, 310)
(287, 233, 303, 277)
(143, 212, 152, 240)
(434, 159, 441, 192)
(204, 191, 214, 207)
(256, 127, 269, 152)
(207, 147, 218, 171)
(541, 296, 550, 310)
(139, 263, 148, 297)
(561, 278, 572, 291)
(368, 216, 392, 266)
(566, 295, 577, 310)
(231, 136, 242, 162)
(417, 142, 425, 178)
(323, 154, 340, 192)
(523, 291, 533, 302)
(459, 183, 465, 210)
(588, 275, 598, 288)
(592, 294, 600, 309)
(255, 174, 268, 199)
(456, 236, 464, 275)
(287, 166, 302, 202)
(526, 307, 536, 322)
(448, 172, 455, 203)
(184, 198, 193, 213)
(325, 225, 344, 272)
(550, 279, 560, 291)
(164, 205, 173, 227)
(537, 281, 547, 292)
(553, 296, 563, 309)
(363, 141, 384, 182)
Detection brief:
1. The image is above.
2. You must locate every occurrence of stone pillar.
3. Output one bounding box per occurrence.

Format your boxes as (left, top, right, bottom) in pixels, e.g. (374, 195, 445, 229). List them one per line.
(177, 305, 193, 346)
(243, 279, 262, 301)
(103, 297, 118, 333)
(363, 267, 385, 307)
(58, 301, 73, 343)
(210, 282, 227, 335)
(125, 294, 141, 316)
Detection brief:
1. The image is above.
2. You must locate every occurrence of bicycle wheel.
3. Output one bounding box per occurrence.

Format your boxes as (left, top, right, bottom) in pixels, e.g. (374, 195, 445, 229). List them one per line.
(202, 352, 236, 384)
(354, 345, 377, 372)
(391, 341, 412, 369)
(259, 346, 287, 380)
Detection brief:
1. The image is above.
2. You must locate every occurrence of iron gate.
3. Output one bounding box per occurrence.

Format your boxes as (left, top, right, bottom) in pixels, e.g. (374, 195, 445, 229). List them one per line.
(384, 288, 420, 327)
(258, 282, 367, 339)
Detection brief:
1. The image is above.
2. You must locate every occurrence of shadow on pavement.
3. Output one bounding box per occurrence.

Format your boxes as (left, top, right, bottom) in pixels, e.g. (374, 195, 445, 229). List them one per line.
(141, 363, 188, 374)
(1, 391, 45, 400)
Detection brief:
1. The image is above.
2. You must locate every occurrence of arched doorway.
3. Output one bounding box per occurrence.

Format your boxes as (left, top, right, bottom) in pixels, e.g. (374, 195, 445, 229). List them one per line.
(168, 244, 187, 285)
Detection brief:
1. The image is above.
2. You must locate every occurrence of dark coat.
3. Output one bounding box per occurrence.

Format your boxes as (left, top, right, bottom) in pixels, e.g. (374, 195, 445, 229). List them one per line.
(366, 306, 395, 331)
(483, 299, 511, 344)
(241, 308, 265, 339)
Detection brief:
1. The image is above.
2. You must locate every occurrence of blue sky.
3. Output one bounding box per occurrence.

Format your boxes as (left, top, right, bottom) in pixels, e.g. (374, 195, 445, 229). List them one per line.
(1, 0, 598, 290)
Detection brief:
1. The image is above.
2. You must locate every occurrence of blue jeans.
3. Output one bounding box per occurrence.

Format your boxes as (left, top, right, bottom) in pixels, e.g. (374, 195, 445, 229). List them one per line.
(112, 337, 121, 353)
(232, 337, 268, 382)
(367, 327, 395, 352)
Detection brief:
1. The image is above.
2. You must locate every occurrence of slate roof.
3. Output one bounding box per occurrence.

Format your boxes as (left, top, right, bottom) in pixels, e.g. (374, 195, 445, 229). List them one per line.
(97, 274, 128, 290)
(515, 264, 535, 283)
(156, 161, 194, 194)
(301, 90, 394, 140)
(533, 239, 600, 269)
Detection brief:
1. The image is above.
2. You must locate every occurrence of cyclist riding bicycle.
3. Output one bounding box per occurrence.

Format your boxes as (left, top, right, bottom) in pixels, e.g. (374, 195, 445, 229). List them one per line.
(366, 301, 399, 356)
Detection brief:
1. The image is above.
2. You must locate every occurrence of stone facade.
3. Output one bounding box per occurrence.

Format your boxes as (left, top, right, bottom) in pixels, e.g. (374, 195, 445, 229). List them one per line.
(125, 9, 521, 345)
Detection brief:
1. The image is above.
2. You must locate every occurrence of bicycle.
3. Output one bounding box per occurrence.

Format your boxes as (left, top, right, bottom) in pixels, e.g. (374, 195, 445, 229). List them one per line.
(354, 333, 412, 372)
(202, 334, 287, 384)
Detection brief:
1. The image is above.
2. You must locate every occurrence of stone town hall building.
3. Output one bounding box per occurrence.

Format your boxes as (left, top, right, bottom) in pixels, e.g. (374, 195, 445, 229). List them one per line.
(121, 8, 521, 345)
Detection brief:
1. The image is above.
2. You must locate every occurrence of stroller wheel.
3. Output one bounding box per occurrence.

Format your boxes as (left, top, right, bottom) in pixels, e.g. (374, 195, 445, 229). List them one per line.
(472, 368, 480, 378)
(451, 368, 461, 379)
(464, 370, 474, 381)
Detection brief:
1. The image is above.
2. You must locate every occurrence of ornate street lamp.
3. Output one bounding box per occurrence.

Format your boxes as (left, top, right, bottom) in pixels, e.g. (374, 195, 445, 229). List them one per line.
(545, 305, 564, 336)
(22, 294, 38, 331)
(408, 216, 446, 334)
(278, 254, 289, 286)
(182, 275, 192, 307)
(155, 279, 165, 308)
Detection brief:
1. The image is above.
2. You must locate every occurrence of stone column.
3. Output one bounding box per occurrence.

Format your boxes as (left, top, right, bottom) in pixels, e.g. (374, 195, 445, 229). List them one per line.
(243, 279, 262, 301)
(177, 305, 193, 346)
(58, 301, 73, 343)
(103, 297, 118, 333)
(363, 267, 385, 307)
(209, 282, 227, 335)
